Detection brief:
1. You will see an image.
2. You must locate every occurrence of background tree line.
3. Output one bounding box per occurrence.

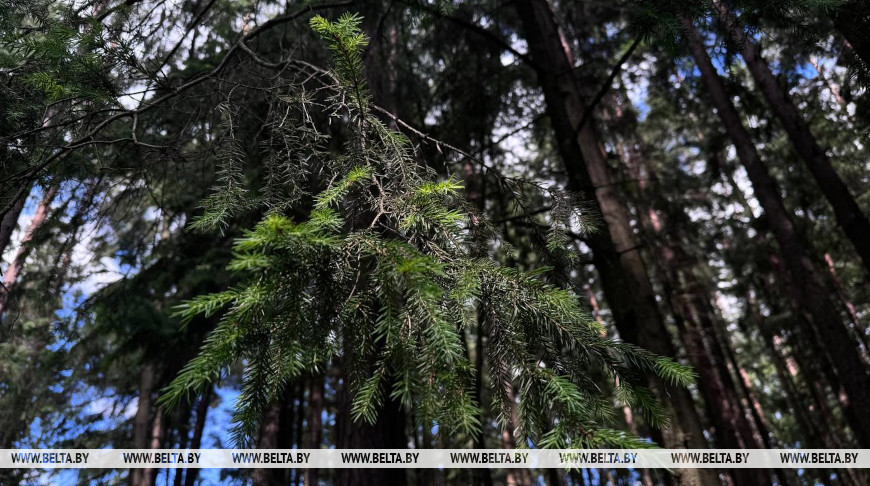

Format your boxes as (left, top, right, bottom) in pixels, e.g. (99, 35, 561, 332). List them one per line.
(1, 0, 869, 485)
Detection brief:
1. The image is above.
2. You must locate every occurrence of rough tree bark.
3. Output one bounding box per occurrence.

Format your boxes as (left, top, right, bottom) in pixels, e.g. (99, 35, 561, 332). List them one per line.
(683, 18, 870, 447)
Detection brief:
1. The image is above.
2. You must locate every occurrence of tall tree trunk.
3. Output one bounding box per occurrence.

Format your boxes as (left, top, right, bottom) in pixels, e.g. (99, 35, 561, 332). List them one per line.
(614, 116, 770, 485)
(335, 367, 408, 486)
(252, 399, 288, 486)
(620, 131, 766, 483)
(762, 246, 858, 446)
(0, 184, 58, 321)
(132, 362, 156, 486)
(720, 163, 837, 484)
(293, 381, 305, 486)
(471, 312, 494, 486)
(587, 285, 656, 486)
(305, 376, 324, 486)
(512, 4, 718, 485)
(183, 386, 212, 486)
(683, 18, 870, 447)
(721, 164, 850, 430)
(711, 0, 870, 276)
(142, 408, 165, 486)
(743, 290, 842, 486)
(498, 383, 533, 486)
(650, 227, 767, 485)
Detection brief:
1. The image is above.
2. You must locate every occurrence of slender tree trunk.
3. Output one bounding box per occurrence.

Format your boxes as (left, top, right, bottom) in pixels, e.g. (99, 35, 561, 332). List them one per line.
(252, 401, 285, 486)
(712, 0, 870, 276)
(620, 134, 765, 483)
(0, 185, 59, 321)
(293, 382, 305, 486)
(498, 383, 533, 486)
(280, 385, 299, 484)
(471, 311, 494, 486)
(305, 376, 324, 486)
(142, 408, 165, 486)
(620, 101, 764, 457)
(182, 386, 212, 486)
(721, 164, 838, 484)
(586, 285, 656, 486)
(683, 17, 870, 446)
(723, 147, 849, 483)
(132, 362, 156, 486)
(513, 4, 718, 485)
(762, 247, 858, 446)
(654, 232, 767, 485)
(742, 291, 842, 486)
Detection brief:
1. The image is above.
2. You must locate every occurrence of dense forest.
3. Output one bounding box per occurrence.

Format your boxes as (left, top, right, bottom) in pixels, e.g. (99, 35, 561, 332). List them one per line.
(1, 0, 869, 484)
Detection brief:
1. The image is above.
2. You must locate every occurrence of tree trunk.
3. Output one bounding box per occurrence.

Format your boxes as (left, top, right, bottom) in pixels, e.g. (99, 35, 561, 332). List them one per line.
(513, 3, 718, 485)
(293, 381, 305, 485)
(620, 129, 766, 483)
(131, 362, 156, 486)
(721, 165, 851, 430)
(305, 376, 324, 486)
(712, 0, 870, 276)
(335, 368, 408, 486)
(0, 184, 58, 321)
(742, 291, 842, 486)
(182, 386, 212, 486)
(142, 408, 165, 486)
(649, 226, 767, 485)
(252, 402, 284, 486)
(0, 188, 27, 259)
(683, 17, 870, 447)
(498, 383, 533, 486)
(514, 0, 719, 484)
(722, 164, 845, 484)
(471, 312, 494, 486)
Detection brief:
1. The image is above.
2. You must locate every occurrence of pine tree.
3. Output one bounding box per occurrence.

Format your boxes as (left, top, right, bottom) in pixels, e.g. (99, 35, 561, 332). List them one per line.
(159, 13, 694, 450)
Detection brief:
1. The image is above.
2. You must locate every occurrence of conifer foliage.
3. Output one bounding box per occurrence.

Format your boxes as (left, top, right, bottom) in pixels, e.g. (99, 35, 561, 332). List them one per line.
(160, 13, 693, 448)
